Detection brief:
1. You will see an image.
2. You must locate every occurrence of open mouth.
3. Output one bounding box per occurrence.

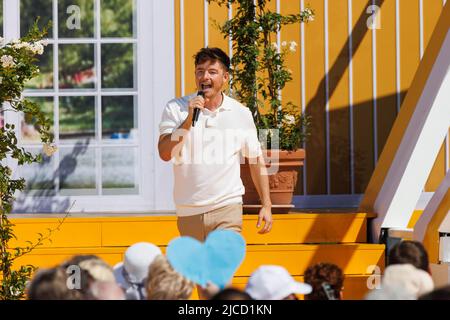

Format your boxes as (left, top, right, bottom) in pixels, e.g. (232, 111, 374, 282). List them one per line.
(201, 84, 212, 90)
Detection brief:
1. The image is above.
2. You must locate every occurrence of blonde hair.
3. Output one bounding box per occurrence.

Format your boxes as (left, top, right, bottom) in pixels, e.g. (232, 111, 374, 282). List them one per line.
(78, 258, 115, 283)
(146, 255, 194, 300)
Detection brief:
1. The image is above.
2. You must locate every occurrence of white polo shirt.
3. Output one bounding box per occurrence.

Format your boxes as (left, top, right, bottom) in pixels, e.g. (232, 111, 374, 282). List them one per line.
(159, 93, 262, 216)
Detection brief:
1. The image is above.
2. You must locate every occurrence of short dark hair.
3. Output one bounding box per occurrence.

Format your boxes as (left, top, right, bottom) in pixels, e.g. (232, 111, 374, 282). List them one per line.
(304, 263, 344, 300)
(388, 240, 429, 272)
(419, 285, 450, 300)
(211, 288, 253, 300)
(194, 47, 230, 72)
(27, 267, 84, 300)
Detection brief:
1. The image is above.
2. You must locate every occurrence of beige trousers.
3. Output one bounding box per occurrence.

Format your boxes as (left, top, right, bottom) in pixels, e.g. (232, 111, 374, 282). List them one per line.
(177, 203, 243, 242)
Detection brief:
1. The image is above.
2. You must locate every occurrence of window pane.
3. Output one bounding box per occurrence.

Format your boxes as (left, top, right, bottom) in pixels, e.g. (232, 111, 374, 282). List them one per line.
(102, 147, 138, 195)
(101, 0, 135, 38)
(59, 146, 96, 194)
(101, 43, 134, 89)
(59, 44, 95, 89)
(59, 96, 95, 142)
(21, 148, 56, 194)
(25, 44, 54, 89)
(20, 0, 53, 38)
(58, 0, 94, 38)
(21, 97, 54, 143)
(102, 96, 136, 142)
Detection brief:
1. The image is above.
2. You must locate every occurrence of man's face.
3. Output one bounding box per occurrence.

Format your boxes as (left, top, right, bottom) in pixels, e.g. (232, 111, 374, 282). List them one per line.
(194, 59, 229, 99)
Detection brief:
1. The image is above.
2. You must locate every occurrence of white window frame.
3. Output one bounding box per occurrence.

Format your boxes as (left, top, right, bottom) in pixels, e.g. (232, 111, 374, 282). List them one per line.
(4, 0, 176, 213)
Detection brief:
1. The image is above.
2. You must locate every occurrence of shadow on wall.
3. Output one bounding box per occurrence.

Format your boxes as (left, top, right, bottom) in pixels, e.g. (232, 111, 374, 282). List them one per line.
(13, 139, 91, 214)
(297, 0, 408, 196)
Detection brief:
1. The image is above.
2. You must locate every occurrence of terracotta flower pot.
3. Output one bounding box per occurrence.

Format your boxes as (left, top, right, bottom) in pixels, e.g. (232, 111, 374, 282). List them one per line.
(240, 149, 305, 213)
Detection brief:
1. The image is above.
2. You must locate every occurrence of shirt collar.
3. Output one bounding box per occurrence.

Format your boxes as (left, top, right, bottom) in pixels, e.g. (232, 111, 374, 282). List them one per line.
(203, 93, 232, 113)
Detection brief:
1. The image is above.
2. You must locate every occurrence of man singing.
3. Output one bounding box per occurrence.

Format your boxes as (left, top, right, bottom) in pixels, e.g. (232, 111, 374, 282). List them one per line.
(158, 47, 272, 241)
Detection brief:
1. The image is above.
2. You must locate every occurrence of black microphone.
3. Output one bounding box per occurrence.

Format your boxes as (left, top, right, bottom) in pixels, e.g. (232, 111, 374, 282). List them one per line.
(192, 90, 204, 127)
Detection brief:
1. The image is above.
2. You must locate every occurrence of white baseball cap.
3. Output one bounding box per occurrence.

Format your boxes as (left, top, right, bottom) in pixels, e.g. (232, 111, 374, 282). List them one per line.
(113, 242, 162, 285)
(245, 265, 312, 300)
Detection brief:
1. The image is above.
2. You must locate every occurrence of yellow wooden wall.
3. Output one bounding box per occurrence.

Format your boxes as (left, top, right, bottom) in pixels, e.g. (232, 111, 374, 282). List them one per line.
(174, 0, 449, 196)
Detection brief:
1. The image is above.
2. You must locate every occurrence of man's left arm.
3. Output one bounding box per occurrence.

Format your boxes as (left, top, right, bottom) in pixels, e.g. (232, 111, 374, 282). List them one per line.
(248, 155, 273, 234)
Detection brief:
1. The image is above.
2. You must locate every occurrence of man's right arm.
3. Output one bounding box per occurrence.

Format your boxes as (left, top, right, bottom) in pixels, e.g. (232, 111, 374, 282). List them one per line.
(158, 114, 193, 162)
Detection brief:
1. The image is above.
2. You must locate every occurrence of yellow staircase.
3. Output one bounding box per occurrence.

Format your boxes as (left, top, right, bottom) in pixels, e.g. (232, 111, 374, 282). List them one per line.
(10, 211, 384, 300)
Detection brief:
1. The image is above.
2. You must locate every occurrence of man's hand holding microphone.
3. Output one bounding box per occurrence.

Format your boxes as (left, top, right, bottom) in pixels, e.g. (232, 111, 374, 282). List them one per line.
(188, 91, 205, 128)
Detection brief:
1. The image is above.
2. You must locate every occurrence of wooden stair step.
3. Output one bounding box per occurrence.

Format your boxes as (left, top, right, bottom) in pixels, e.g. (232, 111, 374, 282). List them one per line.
(14, 243, 384, 277)
(10, 212, 376, 248)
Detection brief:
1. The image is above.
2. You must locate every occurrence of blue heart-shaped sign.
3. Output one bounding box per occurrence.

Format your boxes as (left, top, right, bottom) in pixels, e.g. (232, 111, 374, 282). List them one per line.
(166, 230, 246, 289)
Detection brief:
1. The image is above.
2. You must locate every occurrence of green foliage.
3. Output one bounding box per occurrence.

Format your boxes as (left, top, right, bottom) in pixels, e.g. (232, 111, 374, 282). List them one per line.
(209, 0, 314, 151)
(0, 21, 59, 300)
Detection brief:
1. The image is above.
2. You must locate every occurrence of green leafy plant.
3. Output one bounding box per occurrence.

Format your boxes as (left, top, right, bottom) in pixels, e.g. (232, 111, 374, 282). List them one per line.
(0, 22, 63, 300)
(209, 0, 314, 150)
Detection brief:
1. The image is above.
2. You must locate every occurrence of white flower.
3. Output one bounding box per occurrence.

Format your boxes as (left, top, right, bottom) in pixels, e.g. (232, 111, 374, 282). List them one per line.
(43, 143, 58, 157)
(258, 26, 263, 32)
(281, 41, 287, 47)
(38, 39, 49, 47)
(271, 42, 279, 51)
(31, 42, 44, 55)
(1, 55, 15, 68)
(0, 77, 3, 84)
(289, 41, 298, 52)
(303, 8, 315, 22)
(282, 114, 296, 125)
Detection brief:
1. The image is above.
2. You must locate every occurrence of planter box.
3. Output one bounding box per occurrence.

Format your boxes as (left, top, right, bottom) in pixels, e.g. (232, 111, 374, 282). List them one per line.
(240, 149, 305, 213)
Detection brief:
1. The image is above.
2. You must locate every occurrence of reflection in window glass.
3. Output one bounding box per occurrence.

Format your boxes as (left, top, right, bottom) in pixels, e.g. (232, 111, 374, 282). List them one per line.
(21, 97, 54, 143)
(59, 96, 95, 142)
(101, 0, 135, 38)
(20, 0, 53, 38)
(0, 1, 3, 36)
(58, 0, 94, 38)
(25, 44, 54, 89)
(101, 43, 134, 89)
(59, 146, 96, 194)
(59, 44, 95, 89)
(102, 147, 138, 195)
(102, 96, 136, 141)
(21, 148, 56, 194)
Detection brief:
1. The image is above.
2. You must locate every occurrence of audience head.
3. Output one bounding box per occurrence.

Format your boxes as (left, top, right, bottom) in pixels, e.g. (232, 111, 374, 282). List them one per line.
(245, 265, 312, 300)
(304, 263, 344, 300)
(378, 264, 434, 299)
(388, 240, 430, 273)
(89, 281, 125, 300)
(211, 287, 253, 300)
(419, 285, 450, 300)
(27, 267, 84, 300)
(146, 254, 194, 300)
(113, 242, 162, 300)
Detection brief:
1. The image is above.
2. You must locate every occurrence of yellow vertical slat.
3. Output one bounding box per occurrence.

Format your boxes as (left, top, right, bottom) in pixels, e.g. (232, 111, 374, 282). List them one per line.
(207, 1, 228, 51)
(399, 0, 420, 106)
(304, 0, 327, 194)
(280, 0, 304, 195)
(328, 0, 351, 194)
(376, 0, 398, 159)
(424, 0, 446, 192)
(184, 0, 205, 94)
(352, 0, 374, 194)
(175, 0, 181, 97)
